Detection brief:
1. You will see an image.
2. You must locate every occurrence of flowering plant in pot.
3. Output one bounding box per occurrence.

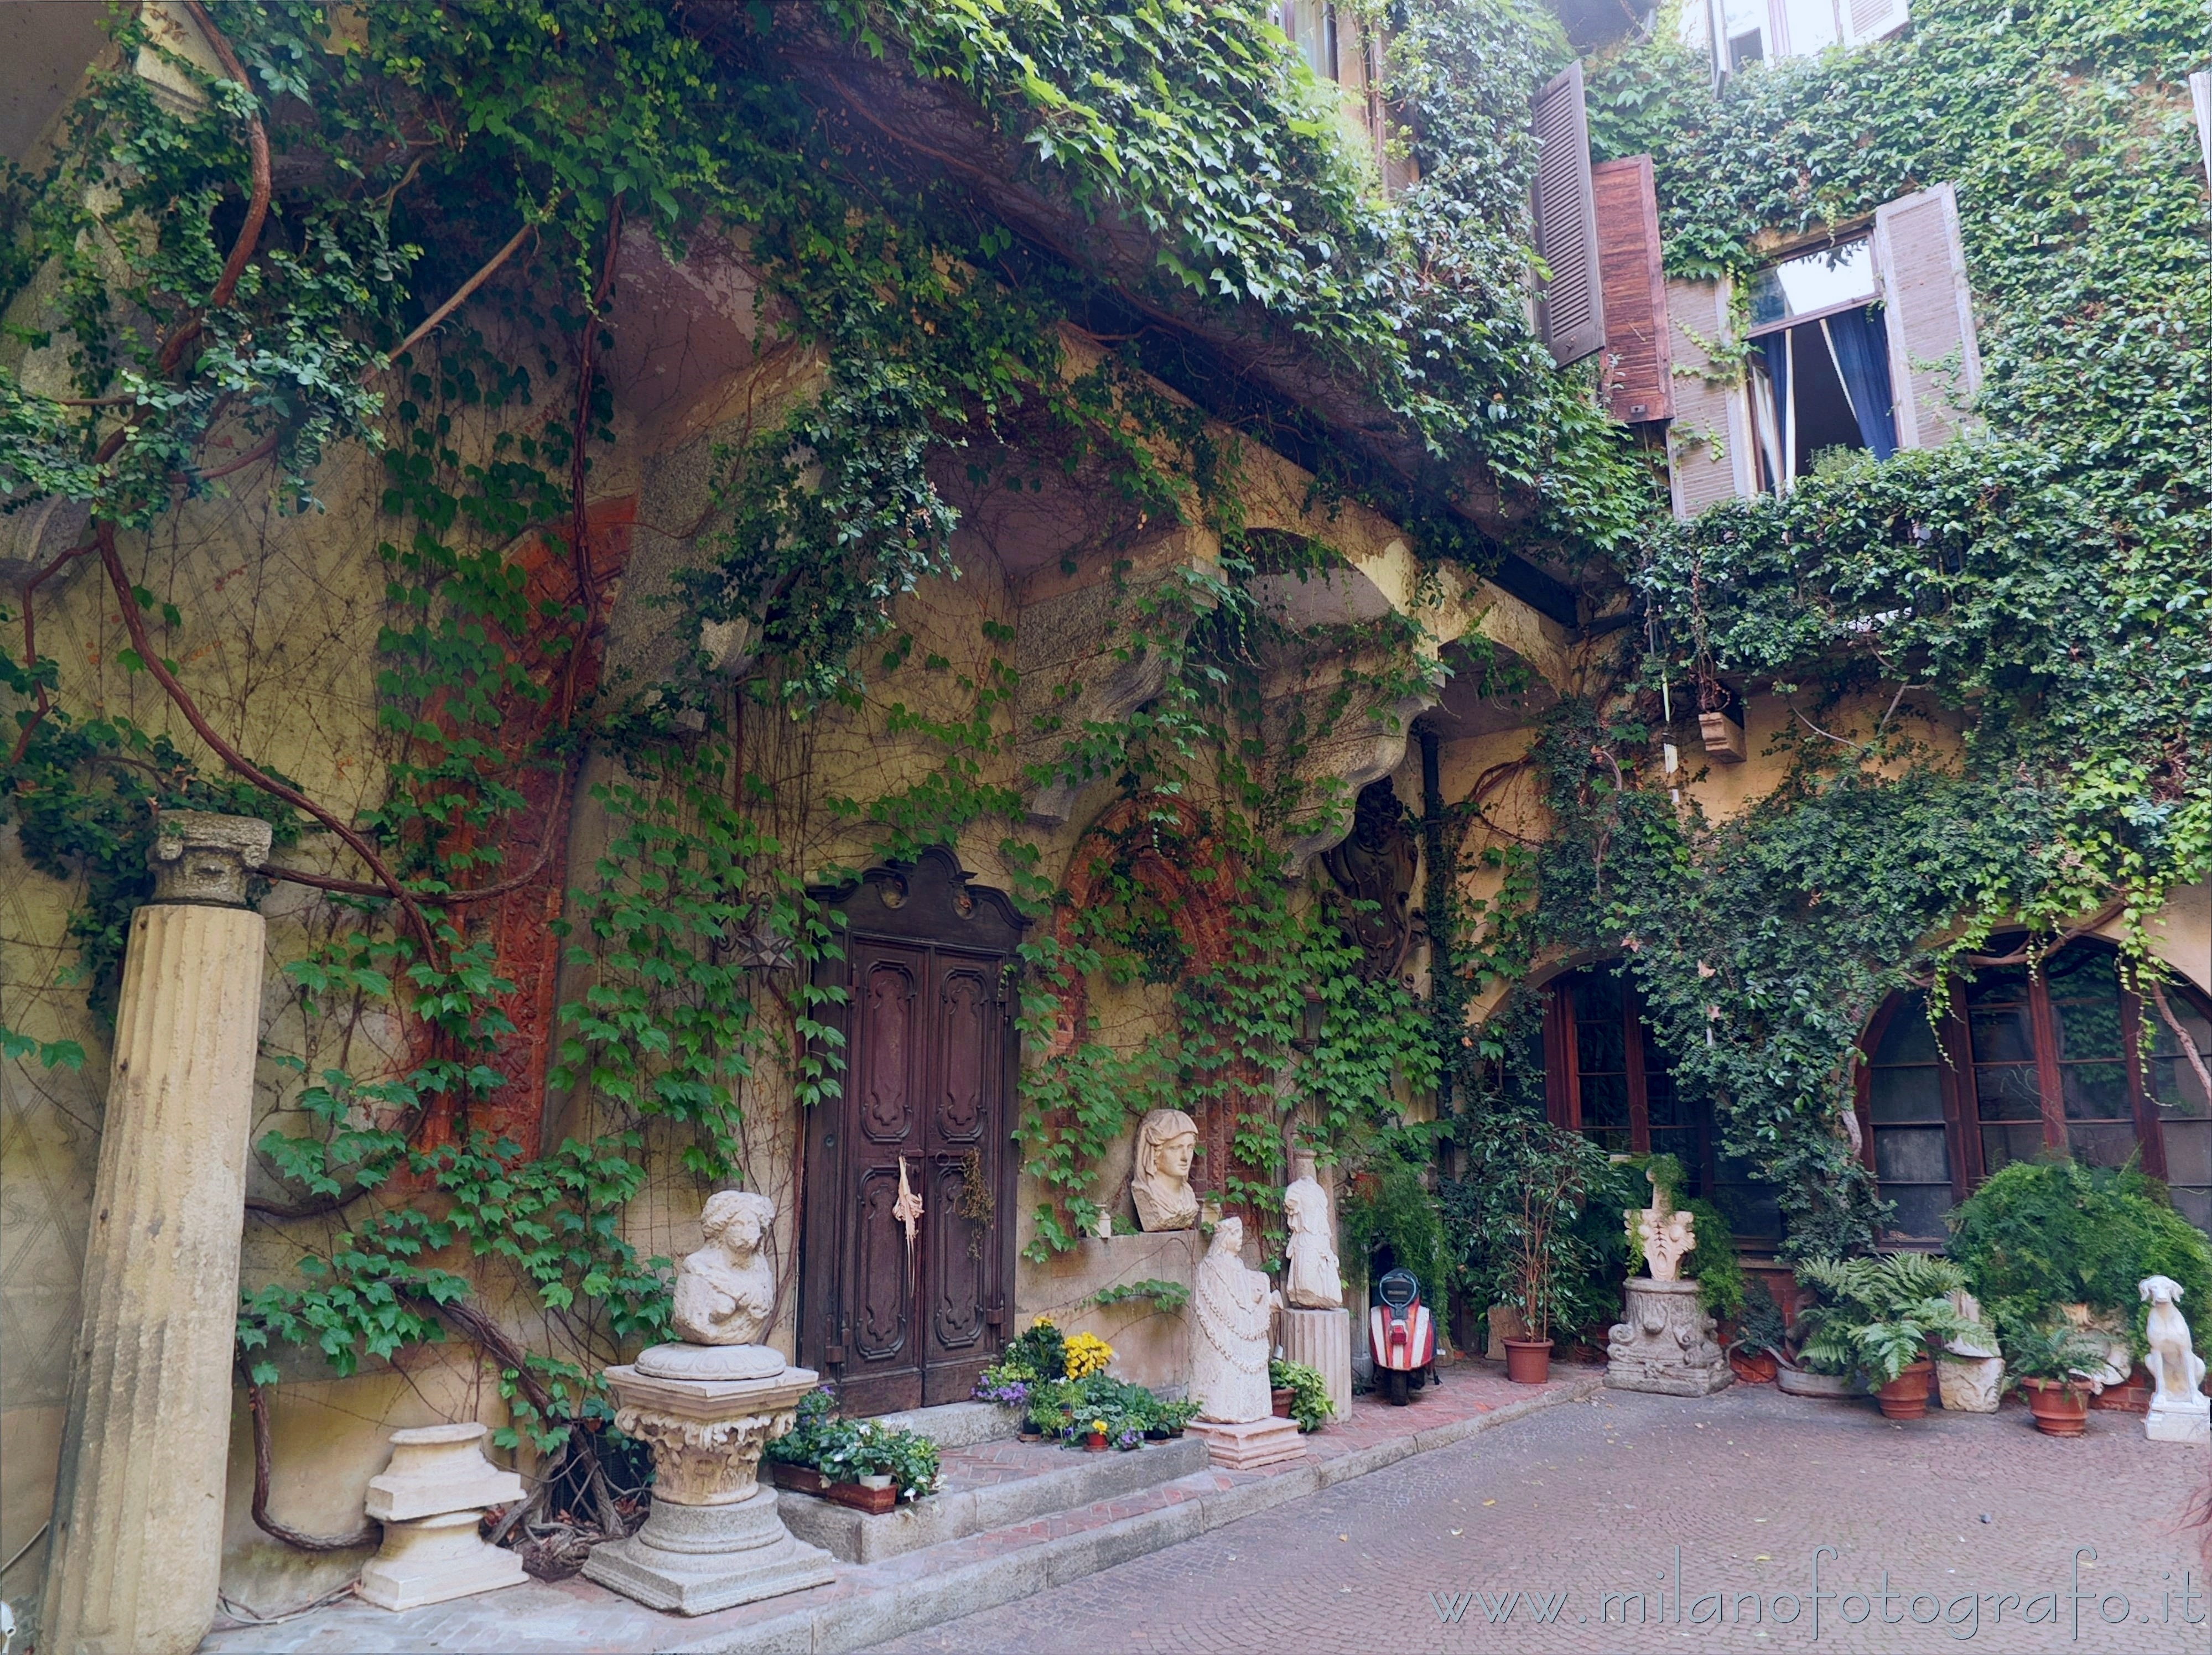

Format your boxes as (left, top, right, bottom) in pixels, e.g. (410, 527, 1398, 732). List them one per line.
(2001, 1321, 2113, 1438)
(1268, 1358, 1333, 1433)
(1795, 1254, 1975, 1420)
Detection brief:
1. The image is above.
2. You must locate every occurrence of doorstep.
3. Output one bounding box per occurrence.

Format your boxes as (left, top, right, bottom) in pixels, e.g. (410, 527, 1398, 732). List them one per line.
(198, 1360, 1601, 1655)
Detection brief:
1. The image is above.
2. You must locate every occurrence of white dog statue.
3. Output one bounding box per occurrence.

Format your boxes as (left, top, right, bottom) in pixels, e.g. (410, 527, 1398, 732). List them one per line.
(2138, 1274, 2210, 1444)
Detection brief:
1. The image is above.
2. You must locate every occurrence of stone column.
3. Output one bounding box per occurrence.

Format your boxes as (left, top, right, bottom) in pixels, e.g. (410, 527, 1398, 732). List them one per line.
(1280, 1307, 1353, 1422)
(39, 812, 272, 1655)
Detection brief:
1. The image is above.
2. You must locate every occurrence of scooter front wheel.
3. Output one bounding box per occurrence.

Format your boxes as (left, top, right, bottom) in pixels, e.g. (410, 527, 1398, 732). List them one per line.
(1387, 1367, 1409, 1407)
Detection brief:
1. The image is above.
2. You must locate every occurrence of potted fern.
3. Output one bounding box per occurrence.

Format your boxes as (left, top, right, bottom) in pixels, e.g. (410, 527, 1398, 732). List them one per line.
(1794, 1255, 1976, 1420)
(2002, 1321, 2114, 1437)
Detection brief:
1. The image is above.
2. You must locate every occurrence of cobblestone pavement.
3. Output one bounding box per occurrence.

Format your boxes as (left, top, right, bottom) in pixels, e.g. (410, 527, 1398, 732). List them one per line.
(875, 1382, 2212, 1655)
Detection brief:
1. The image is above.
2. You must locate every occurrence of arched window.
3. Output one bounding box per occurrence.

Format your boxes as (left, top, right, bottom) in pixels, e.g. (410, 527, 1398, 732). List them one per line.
(1540, 965, 1782, 1247)
(1858, 940, 2212, 1242)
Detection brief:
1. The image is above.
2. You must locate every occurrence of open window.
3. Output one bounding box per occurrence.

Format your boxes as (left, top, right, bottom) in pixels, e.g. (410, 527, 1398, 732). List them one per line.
(1857, 941, 2212, 1243)
(1541, 965, 1783, 1247)
(1664, 182, 1979, 516)
(1271, 4, 1415, 195)
(1681, 0, 1909, 85)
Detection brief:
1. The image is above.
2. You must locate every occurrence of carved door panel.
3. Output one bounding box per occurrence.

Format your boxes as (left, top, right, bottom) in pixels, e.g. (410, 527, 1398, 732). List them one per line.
(922, 955, 1003, 1403)
(834, 943, 928, 1413)
(801, 848, 1024, 1417)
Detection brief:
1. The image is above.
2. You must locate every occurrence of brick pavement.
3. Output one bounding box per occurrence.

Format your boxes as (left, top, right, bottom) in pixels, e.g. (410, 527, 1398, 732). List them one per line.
(874, 1382, 2212, 1655)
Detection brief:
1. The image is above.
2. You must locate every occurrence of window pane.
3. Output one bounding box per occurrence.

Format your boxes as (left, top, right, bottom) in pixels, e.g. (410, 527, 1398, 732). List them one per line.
(2160, 1118, 2212, 1187)
(1869, 1063, 1943, 1123)
(2047, 948, 2124, 1060)
(1747, 238, 1876, 333)
(1643, 1061, 1695, 1133)
(1966, 967, 2034, 1062)
(2068, 1122, 2138, 1170)
(1981, 1121, 2043, 1173)
(1872, 996, 1938, 1064)
(1711, 1172, 1784, 1246)
(2062, 1060, 2130, 1121)
(2172, 1186, 2212, 1234)
(1974, 1063, 2043, 1121)
(1882, 1184, 1953, 1244)
(1782, 0, 1841, 53)
(1874, 1125, 1951, 1185)
(1584, 1126, 1633, 1158)
(1581, 1072, 1631, 1133)
(1572, 975, 1626, 1076)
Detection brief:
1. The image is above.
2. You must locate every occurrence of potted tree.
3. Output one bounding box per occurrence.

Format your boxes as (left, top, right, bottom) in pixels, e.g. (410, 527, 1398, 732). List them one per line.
(2003, 1321, 2113, 1437)
(1794, 1255, 1975, 1420)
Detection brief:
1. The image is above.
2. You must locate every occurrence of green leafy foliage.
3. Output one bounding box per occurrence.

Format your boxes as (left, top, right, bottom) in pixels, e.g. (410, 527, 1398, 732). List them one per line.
(1268, 1356, 1333, 1431)
(1793, 1252, 1973, 1386)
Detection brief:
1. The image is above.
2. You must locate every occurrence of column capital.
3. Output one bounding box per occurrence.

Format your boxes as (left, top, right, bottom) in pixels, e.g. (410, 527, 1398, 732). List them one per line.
(149, 810, 273, 907)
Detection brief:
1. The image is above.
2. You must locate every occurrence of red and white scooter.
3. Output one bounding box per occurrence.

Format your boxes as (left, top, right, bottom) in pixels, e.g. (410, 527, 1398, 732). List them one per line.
(1368, 1266, 1437, 1406)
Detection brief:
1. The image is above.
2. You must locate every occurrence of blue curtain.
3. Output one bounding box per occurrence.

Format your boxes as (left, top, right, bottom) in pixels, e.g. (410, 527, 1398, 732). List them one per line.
(1824, 307, 1897, 460)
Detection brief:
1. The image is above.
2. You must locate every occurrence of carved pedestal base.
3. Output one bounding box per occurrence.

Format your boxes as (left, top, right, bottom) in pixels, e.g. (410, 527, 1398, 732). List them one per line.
(1935, 1354, 2004, 1414)
(1605, 1278, 1732, 1397)
(1280, 1307, 1352, 1423)
(2144, 1395, 2211, 1445)
(359, 1424, 527, 1611)
(1186, 1415, 1305, 1470)
(581, 1360, 835, 1615)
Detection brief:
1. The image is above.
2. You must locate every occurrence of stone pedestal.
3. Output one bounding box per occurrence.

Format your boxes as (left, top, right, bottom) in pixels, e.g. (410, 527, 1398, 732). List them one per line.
(1280, 1307, 1352, 1423)
(39, 813, 271, 1655)
(359, 1424, 527, 1611)
(2144, 1395, 2211, 1445)
(1185, 1415, 1306, 1471)
(1605, 1278, 1732, 1396)
(581, 1356, 834, 1615)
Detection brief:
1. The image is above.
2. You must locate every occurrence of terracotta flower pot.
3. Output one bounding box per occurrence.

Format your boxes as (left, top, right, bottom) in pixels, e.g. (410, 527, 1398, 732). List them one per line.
(2023, 1378, 2089, 1437)
(1728, 1349, 1779, 1385)
(1876, 1358, 1933, 1420)
(1083, 1431, 1109, 1451)
(1271, 1387, 1295, 1418)
(1503, 1337, 1554, 1385)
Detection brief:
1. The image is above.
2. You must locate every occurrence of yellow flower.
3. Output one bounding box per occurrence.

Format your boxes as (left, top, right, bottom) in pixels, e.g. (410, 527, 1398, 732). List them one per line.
(1091, 1419, 1107, 1433)
(1062, 1331, 1114, 1379)
(1028, 1314, 1055, 1329)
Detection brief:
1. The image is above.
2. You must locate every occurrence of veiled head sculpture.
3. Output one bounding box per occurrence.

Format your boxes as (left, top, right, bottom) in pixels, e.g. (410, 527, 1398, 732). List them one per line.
(1130, 1107, 1200, 1231)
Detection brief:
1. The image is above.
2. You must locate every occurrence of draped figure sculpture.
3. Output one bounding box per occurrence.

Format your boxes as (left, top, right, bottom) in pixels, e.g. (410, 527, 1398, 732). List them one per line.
(1190, 1217, 1280, 1423)
(1282, 1175, 1343, 1309)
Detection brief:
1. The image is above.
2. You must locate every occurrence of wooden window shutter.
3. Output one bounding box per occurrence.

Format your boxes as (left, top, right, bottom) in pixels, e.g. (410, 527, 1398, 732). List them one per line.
(1841, 0, 1909, 44)
(1592, 156, 1671, 423)
(2192, 70, 2210, 188)
(1531, 63, 1605, 367)
(1871, 181, 1982, 449)
(1663, 278, 1752, 518)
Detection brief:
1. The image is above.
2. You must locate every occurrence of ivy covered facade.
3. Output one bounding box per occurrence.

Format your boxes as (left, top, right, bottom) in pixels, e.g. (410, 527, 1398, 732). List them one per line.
(0, 0, 2205, 1613)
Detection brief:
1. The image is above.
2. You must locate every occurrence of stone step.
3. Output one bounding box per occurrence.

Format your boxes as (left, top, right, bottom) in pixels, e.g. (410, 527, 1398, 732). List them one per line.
(778, 1434, 1211, 1563)
(866, 1399, 1021, 1449)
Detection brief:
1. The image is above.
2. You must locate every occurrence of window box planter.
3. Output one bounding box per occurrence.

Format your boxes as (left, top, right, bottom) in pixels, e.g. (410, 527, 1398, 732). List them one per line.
(769, 1463, 827, 1495)
(1774, 1361, 1855, 1398)
(769, 1463, 902, 1513)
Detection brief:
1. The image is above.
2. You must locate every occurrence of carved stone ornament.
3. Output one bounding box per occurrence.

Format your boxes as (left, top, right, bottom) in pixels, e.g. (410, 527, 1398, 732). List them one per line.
(614, 1399, 800, 1507)
(1130, 1108, 1200, 1232)
(148, 809, 272, 907)
(671, 1190, 778, 1347)
(1631, 1171, 1695, 1283)
(1318, 779, 1417, 981)
(358, 1424, 526, 1612)
(1605, 1278, 1732, 1397)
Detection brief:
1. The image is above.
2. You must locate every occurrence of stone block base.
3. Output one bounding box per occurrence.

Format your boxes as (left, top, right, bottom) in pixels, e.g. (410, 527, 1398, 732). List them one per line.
(582, 1485, 834, 1615)
(1606, 1278, 1732, 1397)
(359, 1510, 527, 1611)
(2145, 1399, 2211, 1445)
(1186, 1416, 1306, 1471)
(1280, 1307, 1353, 1423)
(1936, 1354, 2003, 1413)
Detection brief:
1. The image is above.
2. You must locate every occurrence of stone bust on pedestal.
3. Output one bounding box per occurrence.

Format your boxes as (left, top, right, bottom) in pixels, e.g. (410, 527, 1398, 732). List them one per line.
(1130, 1108, 1200, 1232)
(672, 1189, 777, 1346)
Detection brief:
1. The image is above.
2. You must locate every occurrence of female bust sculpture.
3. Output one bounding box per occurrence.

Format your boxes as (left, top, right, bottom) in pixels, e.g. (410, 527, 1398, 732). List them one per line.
(1190, 1217, 1279, 1423)
(1282, 1177, 1343, 1309)
(1130, 1108, 1200, 1231)
(671, 1189, 778, 1346)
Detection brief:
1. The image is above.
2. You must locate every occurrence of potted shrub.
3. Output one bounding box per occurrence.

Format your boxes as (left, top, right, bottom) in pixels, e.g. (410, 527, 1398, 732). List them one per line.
(1268, 1358, 1333, 1433)
(2003, 1321, 2112, 1438)
(1794, 1255, 1975, 1420)
(1726, 1279, 1788, 1384)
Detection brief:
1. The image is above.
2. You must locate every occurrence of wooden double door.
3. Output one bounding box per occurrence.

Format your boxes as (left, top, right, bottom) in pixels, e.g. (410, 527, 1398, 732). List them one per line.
(799, 849, 1022, 1414)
